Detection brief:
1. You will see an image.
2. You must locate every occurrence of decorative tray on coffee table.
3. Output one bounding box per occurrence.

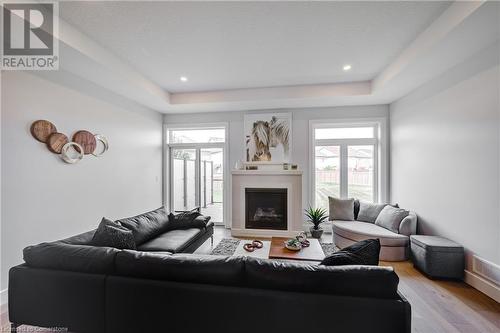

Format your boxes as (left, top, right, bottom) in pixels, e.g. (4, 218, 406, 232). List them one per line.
(269, 237, 325, 262)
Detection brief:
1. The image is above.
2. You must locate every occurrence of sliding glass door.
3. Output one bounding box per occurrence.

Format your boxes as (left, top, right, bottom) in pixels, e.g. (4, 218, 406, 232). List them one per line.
(200, 148, 223, 222)
(171, 148, 197, 211)
(167, 126, 226, 224)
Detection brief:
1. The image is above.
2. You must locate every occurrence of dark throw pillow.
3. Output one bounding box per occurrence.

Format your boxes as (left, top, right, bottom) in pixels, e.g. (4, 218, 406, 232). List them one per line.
(353, 199, 360, 220)
(319, 251, 366, 266)
(320, 239, 380, 266)
(91, 217, 136, 250)
(168, 208, 209, 230)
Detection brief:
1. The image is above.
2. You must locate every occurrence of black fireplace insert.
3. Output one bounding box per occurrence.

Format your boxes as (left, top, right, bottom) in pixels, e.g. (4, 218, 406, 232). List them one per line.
(245, 188, 287, 230)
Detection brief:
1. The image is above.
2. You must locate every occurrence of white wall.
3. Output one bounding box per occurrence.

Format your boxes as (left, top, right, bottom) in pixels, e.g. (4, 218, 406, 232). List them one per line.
(390, 45, 500, 270)
(164, 105, 389, 225)
(0, 71, 164, 301)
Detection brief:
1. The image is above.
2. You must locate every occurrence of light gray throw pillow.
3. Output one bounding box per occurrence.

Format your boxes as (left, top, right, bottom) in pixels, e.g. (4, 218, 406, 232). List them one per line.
(374, 205, 409, 233)
(329, 197, 354, 221)
(357, 202, 387, 223)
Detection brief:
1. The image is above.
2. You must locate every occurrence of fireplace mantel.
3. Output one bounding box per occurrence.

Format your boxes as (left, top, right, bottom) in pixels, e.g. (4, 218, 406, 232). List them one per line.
(231, 170, 303, 176)
(231, 170, 303, 237)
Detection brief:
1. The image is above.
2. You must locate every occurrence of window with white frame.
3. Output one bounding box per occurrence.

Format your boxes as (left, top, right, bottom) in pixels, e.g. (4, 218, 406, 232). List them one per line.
(166, 124, 228, 225)
(311, 121, 385, 210)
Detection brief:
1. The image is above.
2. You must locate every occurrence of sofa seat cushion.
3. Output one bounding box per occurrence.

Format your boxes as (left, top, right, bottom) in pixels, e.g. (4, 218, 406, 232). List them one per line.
(333, 221, 409, 247)
(114, 251, 245, 286)
(137, 228, 204, 253)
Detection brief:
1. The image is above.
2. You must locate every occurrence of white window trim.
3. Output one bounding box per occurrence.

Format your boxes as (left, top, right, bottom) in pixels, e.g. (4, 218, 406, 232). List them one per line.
(308, 117, 388, 207)
(164, 122, 229, 226)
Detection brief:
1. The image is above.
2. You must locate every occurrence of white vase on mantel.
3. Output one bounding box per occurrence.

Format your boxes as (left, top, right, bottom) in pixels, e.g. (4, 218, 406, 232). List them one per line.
(234, 160, 243, 170)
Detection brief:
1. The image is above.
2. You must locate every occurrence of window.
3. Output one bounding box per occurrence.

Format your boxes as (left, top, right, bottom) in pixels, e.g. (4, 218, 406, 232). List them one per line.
(311, 121, 385, 210)
(166, 125, 227, 225)
(168, 128, 225, 144)
(315, 127, 374, 140)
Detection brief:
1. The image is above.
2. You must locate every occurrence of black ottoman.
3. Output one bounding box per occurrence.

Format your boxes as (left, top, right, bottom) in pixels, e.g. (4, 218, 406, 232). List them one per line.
(410, 235, 464, 280)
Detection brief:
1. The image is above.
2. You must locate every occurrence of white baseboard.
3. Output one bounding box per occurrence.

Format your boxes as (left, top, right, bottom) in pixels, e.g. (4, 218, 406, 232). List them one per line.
(464, 270, 500, 303)
(0, 289, 7, 306)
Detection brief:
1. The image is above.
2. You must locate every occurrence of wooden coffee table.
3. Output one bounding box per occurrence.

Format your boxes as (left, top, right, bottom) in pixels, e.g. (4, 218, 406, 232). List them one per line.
(269, 237, 325, 262)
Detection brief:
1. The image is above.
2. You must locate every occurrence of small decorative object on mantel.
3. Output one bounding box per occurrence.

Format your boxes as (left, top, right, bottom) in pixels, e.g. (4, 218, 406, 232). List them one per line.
(245, 165, 258, 170)
(234, 160, 243, 170)
(305, 206, 328, 239)
(291, 164, 298, 170)
(30, 120, 109, 164)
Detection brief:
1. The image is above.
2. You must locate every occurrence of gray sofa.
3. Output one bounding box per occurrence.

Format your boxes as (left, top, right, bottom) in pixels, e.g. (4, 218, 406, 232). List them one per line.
(331, 201, 417, 261)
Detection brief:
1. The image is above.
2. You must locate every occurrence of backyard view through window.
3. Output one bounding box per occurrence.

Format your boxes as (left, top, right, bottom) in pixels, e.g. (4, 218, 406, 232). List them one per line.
(313, 125, 378, 210)
(315, 145, 340, 208)
(168, 126, 225, 224)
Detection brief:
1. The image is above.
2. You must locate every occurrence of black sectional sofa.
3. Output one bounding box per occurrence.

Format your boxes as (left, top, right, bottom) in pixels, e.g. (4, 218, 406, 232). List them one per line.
(8, 209, 411, 333)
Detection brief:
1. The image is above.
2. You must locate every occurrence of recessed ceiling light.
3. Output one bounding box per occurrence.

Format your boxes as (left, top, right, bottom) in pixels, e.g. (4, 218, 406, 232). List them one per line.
(343, 65, 352, 71)
(180, 76, 188, 82)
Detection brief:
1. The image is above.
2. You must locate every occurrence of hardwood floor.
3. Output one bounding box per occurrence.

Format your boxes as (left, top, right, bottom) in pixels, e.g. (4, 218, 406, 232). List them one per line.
(1, 226, 499, 332)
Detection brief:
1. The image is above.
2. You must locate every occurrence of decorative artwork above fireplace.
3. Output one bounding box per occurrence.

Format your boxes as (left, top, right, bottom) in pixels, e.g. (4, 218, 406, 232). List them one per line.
(244, 112, 291, 163)
(245, 188, 287, 230)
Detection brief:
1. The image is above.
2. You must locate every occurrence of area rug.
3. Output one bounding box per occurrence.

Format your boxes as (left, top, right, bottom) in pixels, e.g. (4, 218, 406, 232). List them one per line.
(211, 238, 337, 256)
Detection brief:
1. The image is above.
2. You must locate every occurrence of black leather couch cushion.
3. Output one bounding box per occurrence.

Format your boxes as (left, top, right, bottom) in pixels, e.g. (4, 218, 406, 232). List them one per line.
(138, 228, 203, 253)
(23, 242, 120, 274)
(59, 230, 96, 245)
(245, 257, 399, 299)
(114, 251, 245, 286)
(117, 207, 170, 245)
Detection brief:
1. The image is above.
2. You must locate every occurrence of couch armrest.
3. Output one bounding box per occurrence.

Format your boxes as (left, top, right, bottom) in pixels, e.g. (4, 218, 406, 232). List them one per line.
(399, 212, 417, 236)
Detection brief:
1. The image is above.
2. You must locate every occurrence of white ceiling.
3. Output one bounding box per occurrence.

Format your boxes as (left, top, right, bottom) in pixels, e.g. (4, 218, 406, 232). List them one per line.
(60, 1, 450, 93)
(50, 1, 498, 113)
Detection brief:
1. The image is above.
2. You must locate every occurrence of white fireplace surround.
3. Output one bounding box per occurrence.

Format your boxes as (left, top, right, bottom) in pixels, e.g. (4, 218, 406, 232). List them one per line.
(231, 170, 303, 237)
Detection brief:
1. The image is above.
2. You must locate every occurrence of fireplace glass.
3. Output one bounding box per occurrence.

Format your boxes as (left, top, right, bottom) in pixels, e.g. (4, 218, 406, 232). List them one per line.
(245, 188, 287, 230)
